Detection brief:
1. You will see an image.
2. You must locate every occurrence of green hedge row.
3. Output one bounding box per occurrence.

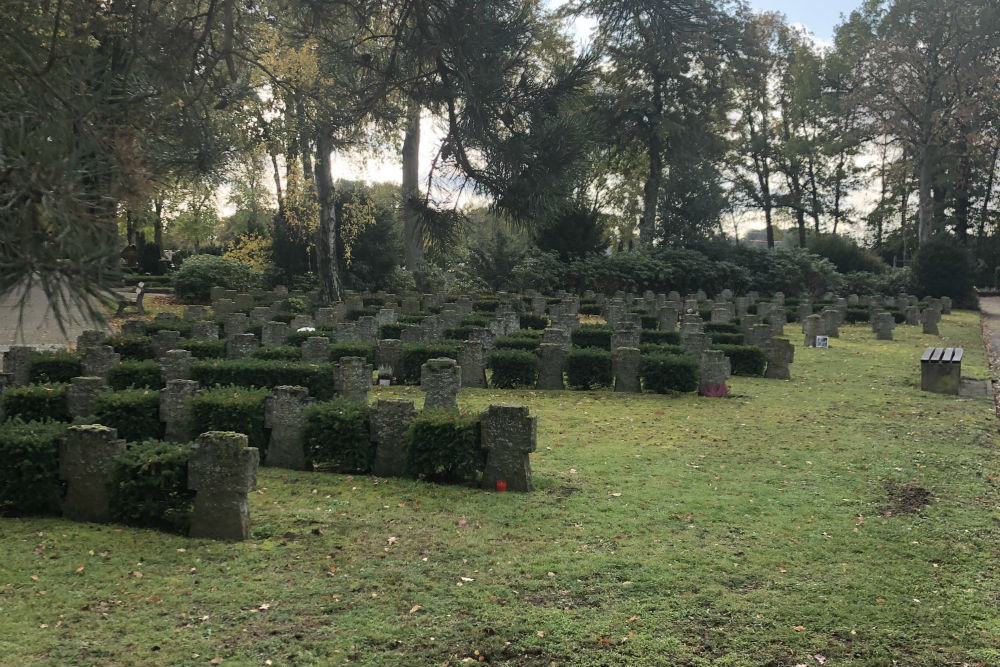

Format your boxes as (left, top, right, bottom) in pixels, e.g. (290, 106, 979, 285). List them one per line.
(109, 440, 194, 534)
(487, 349, 537, 389)
(397, 342, 461, 384)
(29, 351, 82, 383)
(190, 360, 335, 400)
(1, 384, 68, 422)
(0, 420, 67, 515)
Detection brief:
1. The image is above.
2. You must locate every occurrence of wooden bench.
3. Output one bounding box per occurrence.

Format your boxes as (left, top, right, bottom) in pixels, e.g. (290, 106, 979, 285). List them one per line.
(920, 346, 962, 395)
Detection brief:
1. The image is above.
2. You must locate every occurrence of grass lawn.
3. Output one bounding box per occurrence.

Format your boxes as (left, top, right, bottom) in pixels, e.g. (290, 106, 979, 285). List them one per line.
(1, 311, 998, 666)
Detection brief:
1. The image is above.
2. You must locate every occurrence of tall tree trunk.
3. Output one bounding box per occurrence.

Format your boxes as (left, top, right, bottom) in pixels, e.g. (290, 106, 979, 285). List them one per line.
(125, 209, 137, 246)
(917, 143, 934, 243)
(764, 206, 774, 249)
(296, 94, 314, 186)
(314, 131, 342, 304)
(806, 157, 821, 234)
(900, 176, 910, 260)
(153, 198, 164, 250)
(402, 104, 424, 271)
(953, 140, 972, 244)
(270, 153, 284, 215)
(796, 208, 806, 248)
(640, 132, 662, 247)
(978, 141, 1000, 240)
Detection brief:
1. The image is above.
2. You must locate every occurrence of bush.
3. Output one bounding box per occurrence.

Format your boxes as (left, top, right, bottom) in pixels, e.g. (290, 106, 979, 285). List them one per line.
(844, 307, 870, 323)
(104, 335, 155, 360)
(2, 384, 68, 422)
(178, 339, 227, 359)
(640, 315, 658, 330)
(639, 329, 681, 345)
(579, 304, 602, 316)
(252, 345, 301, 361)
(191, 386, 269, 451)
(445, 326, 479, 340)
(640, 353, 699, 394)
(494, 333, 541, 351)
(108, 440, 194, 533)
(286, 328, 334, 347)
(303, 399, 371, 472)
(404, 410, 483, 484)
(346, 307, 378, 321)
(460, 314, 490, 327)
(92, 389, 164, 441)
(397, 342, 461, 384)
(379, 323, 404, 339)
(639, 343, 685, 356)
(190, 360, 335, 400)
(520, 314, 549, 330)
(713, 344, 766, 376)
(913, 234, 977, 308)
(329, 342, 376, 365)
(710, 332, 746, 345)
(704, 322, 740, 334)
(808, 234, 887, 274)
(473, 299, 500, 313)
(0, 420, 67, 515)
(565, 348, 612, 389)
(143, 320, 193, 337)
(399, 314, 426, 324)
(108, 360, 162, 389)
(572, 324, 612, 349)
(487, 349, 537, 388)
(29, 351, 82, 383)
(173, 254, 255, 303)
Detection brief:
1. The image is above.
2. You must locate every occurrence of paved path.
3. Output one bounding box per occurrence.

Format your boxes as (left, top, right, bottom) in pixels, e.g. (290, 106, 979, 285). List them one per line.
(978, 297, 1000, 415)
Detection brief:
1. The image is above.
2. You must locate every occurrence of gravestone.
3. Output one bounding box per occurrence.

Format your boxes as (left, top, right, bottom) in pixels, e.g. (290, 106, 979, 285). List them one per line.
(605, 299, 625, 328)
(874, 312, 895, 341)
(681, 330, 710, 359)
(611, 322, 640, 350)
(67, 377, 108, 419)
(315, 307, 338, 328)
(797, 302, 813, 323)
(376, 339, 402, 376)
(81, 345, 120, 379)
(764, 338, 794, 380)
(698, 349, 731, 396)
(160, 379, 200, 443)
(150, 330, 182, 359)
(400, 325, 424, 345)
(481, 404, 536, 492)
(225, 313, 250, 338)
(301, 336, 331, 364)
(458, 341, 487, 389)
(734, 297, 750, 318)
(188, 431, 259, 541)
(76, 330, 107, 353)
(819, 309, 840, 338)
(336, 357, 372, 403)
(920, 308, 941, 335)
(711, 306, 731, 324)
(212, 298, 236, 318)
(0, 373, 11, 420)
(290, 314, 316, 331)
(191, 321, 219, 340)
(401, 295, 420, 315)
(264, 386, 314, 470)
(535, 344, 565, 390)
(612, 347, 641, 393)
(122, 320, 147, 337)
(531, 295, 546, 316)
(234, 293, 254, 311)
(657, 306, 679, 331)
(370, 399, 417, 477)
(3, 346, 33, 387)
(940, 296, 952, 314)
(210, 286, 226, 302)
(420, 358, 461, 410)
(161, 349, 193, 383)
(261, 321, 290, 347)
(59, 425, 125, 522)
(542, 327, 570, 353)
(741, 314, 762, 334)
(803, 314, 821, 347)
(376, 308, 398, 328)
(746, 324, 773, 349)
(226, 333, 259, 360)
(249, 307, 272, 324)
(185, 305, 210, 322)
(905, 306, 919, 326)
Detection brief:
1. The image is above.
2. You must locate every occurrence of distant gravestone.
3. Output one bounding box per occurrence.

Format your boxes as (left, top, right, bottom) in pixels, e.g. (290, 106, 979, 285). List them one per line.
(301, 336, 331, 364)
(698, 350, 730, 396)
(190, 321, 219, 340)
(764, 338, 794, 380)
(3, 346, 33, 387)
(264, 386, 314, 470)
(160, 379, 200, 443)
(535, 343, 565, 390)
(67, 376, 108, 419)
(612, 347, 641, 393)
(458, 340, 487, 389)
(370, 399, 417, 477)
(76, 330, 107, 354)
(226, 333, 259, 360)
(803, 314, 821, 348)
(420, 358, 461, 410)
(160, 349, 193, 383)
(376, 338, 402, 376)
(874, 312, 895, 341)
(60, 425, 125, 523)
(481, 404, 536, 492)
(188, 431, 259, 541)
(920, 308, 941, 335)
(121, 320, 147, 337)
(336, 356, 372, 404)
(225, 313, 250, 338)
(81, 345, 120, 379)
(150, 330, 182, 360)
(261, 321, 290, 347)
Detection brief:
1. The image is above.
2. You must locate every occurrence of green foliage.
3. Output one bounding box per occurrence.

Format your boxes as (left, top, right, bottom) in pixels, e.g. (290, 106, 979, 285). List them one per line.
(104, 335, 155, 361)
(913, 235, 977, 308)
(639, 329, 680, 345)
(178, 339, 227, 359)
(572, 324, 612, 349)
(108, 440, 194, 534)
(444, 326, 478, 340)
(2, 384, 68, 422)
(399, 314, 427, 325)
(404, 411, 483, 485)
(252, 346, 302, 361)
(397, 342, 461, 384)
(379, 323, 404, 339)
(640, 353, 699, 394)
(303, 399, 372, 473)
(535, 204, 607, 260)
(191, 386, 269, 451)
(494, 333, 541, 351)
(29, 351, 82, 383)
(0, 420, 67, 515)
(460, 314, 490, 327)
(190, 360, 334, 400)
(108, 360, 162, 390)
(639, 343, 685, 356)
(565, 348, 613, 389)
(704, 322, 740, 334)
(713, 344, 766, 376)
(173, 254, 255, 303)
(579, 304, 601, 315)
(92, 389, 163, 442)
(472, 299, 500, 313)
(808, 234, 886, 274)
(842, 268, 914, 296)
(329, 342, 376, 366)
(710, 332, 746, 345)
(144, 320, 193, 337)
(845, 307, 870, 323)
(286, 329, 334, 346)
(519, 313, 549, 330)
(346, 307, 378, 321)
(487, 349, 537, 389)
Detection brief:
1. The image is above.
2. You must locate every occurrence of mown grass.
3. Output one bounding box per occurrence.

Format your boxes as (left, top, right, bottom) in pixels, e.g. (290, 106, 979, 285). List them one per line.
(1, 310, 998, 666)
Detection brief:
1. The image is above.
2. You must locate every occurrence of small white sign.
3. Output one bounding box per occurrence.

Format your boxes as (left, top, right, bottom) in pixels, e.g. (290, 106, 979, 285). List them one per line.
(815, 335, 830, 348)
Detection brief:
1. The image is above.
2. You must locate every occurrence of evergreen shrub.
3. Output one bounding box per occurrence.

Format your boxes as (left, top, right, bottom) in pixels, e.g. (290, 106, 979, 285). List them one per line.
(29, 351, 82, 383)
(565, 348, 612, 389)
(0, 420, 67, 515)
(2, 384, 68, 422)
(92, 388, 163, 441)
(397, 342, 461, 384)
(404, 410, 483, 484)
(303, 398, 372, 472)
(108, 360, 162, 389)
(713, 344, 766, 376)
(190, 386, 268, 451)
(487, 349, 537, 388)
(640, 353, 699, 394)
(108, 440, 194, 533)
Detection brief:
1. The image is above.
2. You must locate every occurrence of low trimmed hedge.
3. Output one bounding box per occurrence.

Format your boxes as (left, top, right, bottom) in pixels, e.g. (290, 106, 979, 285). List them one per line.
(1, 383, 68, 422)
(329, 342, 376, 365)
(565, 348, 612, 389)
(0, 420, 67, 515)
(578, 304, 601, 316)
(710, 332, 746, 346)
(379, 323, 404, 339)
(178, 339, 227, 359)
(145, 320, 192, 337)
(190, 360, 335, 400)
(252, 345, 302, 361)
(713, 344, 766, 376)
(704, 322, 740, 334)
(640, 353, 699, 394)
(190, 386, 269, 452)
(104, 334, 155, 360)
(445, 326, 479, 340)
(397, 342, 461, 384)
(303, 398, 371, 472)
(108, 360, 162, 389)
(494, 333, 542, 352)
(405, 410, 483, 484)
(460, 314, 489, 327)
(520, 313, 549, 330)
(29, 351, 82, 383)
(844, 307, 869, 323)
(640, 330, 681, 345)
(92, 388, 164, 442)
(286, 328, 335, 347)
(108, 440, 194, 534)
(639, 343, 685, 356)
(571, 324, 612, 349)
(487, 349, 537, 389)
(472, 299, 500, 313)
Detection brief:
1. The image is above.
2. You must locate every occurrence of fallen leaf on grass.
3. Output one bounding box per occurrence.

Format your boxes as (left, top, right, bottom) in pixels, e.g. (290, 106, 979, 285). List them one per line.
(76, 565, 85, 574)
(814, 655, 826, 664)
(792, 625, 806, 632)
(408, 605, 421, 614)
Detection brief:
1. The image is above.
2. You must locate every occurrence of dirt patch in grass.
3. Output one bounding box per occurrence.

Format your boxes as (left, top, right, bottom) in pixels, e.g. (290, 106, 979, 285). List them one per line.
(881, 480, 932, 515)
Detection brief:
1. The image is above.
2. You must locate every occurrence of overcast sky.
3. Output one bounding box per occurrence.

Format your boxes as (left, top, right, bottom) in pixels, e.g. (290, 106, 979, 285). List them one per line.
(745, 0, 859, 42)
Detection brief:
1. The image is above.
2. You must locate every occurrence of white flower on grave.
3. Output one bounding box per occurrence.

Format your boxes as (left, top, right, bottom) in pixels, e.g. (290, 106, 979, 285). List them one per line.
(297, 326, 316, 332)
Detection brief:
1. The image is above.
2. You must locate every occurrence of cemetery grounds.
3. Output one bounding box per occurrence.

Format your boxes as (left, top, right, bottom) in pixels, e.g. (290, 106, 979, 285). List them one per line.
(0, 308, 998, 666)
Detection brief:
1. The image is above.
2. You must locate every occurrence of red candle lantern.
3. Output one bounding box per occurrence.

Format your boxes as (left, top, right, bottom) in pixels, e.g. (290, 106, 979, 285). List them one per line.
(495, 480, 507, 492)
